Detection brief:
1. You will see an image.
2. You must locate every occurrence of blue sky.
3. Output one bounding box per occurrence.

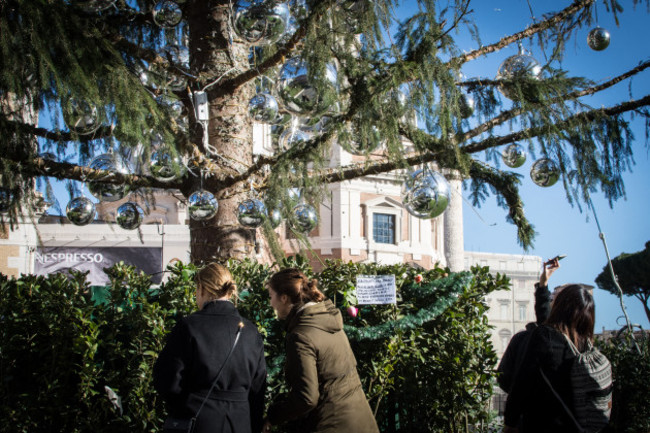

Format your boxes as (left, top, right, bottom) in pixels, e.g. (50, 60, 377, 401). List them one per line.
(449, 1, 650, 331)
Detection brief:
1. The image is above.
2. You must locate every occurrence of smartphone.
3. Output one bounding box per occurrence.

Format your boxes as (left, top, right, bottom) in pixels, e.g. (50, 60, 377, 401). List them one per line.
(545, 254, 567, 265)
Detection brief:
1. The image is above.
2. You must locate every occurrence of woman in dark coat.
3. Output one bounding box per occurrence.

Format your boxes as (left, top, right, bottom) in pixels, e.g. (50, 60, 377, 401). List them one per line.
(262, 268, 379, 433)
(153, 263, 266, 433)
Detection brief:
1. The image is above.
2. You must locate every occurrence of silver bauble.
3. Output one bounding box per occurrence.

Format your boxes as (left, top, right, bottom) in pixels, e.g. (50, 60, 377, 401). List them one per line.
(0, 189, 13, 212)
(502, 143, 527, 168)
(278, 128, 311, 151)
(63, 100, 100, 135)
(296, 113, 332, 135)
(237, 198, 267, 228)
(87, 153, 131, 202)
(587, 27, 610, 51)
(287, 187, 302, 203)
(149, 45, 189, 92)
(66, 197, 96, 226)
(74, 0, 115, 12)
(153, 0, 183, 29)
(496, 45, 542, 102)
(276, 57, 338, 116)
(116, 202, 144, 230)
(402, 169, 451, 219)
(530, 158, 560, 187)
(234, 2, 291, 46)
(150, 148, 186, 182)
(188, 189, 219, 221)
(267, 207, 283, 229)
(291, 203, 318, 233)
(248, 92, 279, 122)
(341, 121, 382, 155)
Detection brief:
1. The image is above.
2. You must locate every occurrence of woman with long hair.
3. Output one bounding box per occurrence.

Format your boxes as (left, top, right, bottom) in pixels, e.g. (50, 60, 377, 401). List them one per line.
(503, 284, 609, 433)
(262, 268, 379, 433)
(153, 263, 266, 433)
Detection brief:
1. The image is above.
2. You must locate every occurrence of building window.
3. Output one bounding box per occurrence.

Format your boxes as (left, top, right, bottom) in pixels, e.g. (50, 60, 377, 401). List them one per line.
(500, 302, 509, 320)
(499, 329, 512, 352)
(373, 213, 395, 244)
(518, 304, 526, 321)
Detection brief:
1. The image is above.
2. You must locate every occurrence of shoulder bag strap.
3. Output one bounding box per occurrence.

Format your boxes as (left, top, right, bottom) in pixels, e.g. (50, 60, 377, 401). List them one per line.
(539, 366, 584, 433)
(193, 318, 245, 421)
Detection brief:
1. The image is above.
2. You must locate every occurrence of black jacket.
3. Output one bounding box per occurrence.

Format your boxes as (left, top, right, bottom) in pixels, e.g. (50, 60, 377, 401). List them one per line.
(153, 300, 266, 433)
(504, 324, 577, 433)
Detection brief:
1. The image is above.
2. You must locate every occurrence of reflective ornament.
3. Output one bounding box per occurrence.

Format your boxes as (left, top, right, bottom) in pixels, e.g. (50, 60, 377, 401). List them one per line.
(150, 148, 186, 182)
(276, 57, 337, 116)
(149, 45, 189, 92)
(291, 203, 318, 232)
(234, 2, 291, 46)
(530, 158, 560, 187)
(237, 198, 267, 228)
(341, 121, 382, 155)
(402, 169, 451, 219)
(0, 189, 12, 212)
(116, 202, 144, 230)
(496, 45, 542, 102)
(63, 100, 100, 135)
(502, 143, 527, 168)
(267, 207, 282, 229)
(87, 154, 131, 202)
(278, 128, 311, 151)
(153, 0, 183, 29)
(587, 27, 610, 51)
(346, 306, 358, 318)
(188, 190, 218, 221)
(156, 94, 188, 132)
(459, 91, 475, 119)
(248, 92, 279, 122)
(296, 113, 332, 135)
(287, 187, 302, 203)
(74, 0, 115, 12)
(66, 197, 96, 226)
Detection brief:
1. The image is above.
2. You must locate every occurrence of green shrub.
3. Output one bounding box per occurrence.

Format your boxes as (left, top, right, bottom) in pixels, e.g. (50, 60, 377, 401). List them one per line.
(0, 258, 508, 433)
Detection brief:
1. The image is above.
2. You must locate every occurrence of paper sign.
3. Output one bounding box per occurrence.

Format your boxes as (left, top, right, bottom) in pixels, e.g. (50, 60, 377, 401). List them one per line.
(355, 275, 397, 305)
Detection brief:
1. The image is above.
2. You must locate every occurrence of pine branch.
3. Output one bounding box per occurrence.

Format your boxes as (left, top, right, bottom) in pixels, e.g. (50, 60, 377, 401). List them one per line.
(1, 116, 114, 142)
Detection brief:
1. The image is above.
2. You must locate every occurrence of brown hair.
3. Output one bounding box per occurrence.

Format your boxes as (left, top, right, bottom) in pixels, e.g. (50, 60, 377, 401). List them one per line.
(195, 262, 237, 300)
(267, 268, 325, 304)
(545, 284, 595, 351)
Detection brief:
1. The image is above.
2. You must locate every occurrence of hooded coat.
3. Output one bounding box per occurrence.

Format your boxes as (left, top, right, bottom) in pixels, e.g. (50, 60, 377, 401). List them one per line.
(267, 299, 379, 433)
(153, 300, 266, 433)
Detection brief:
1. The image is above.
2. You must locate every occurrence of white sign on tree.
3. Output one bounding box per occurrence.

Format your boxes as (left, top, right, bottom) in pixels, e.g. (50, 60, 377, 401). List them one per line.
(355, 275, 397, 305)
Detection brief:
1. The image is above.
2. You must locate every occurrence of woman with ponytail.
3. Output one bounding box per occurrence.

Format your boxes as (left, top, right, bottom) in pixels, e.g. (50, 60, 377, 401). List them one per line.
(263, 268, 379, 433)
(153, 263, 266, 433)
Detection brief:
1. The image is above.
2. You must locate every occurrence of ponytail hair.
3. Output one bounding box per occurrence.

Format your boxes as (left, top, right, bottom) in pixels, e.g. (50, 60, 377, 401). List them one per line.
(195, 262, 238, 300)
(268, 268, 325, 304)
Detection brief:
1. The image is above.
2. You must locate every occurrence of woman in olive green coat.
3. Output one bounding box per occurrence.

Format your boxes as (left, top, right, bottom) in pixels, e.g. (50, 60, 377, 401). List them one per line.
(263, 268, 379, 433)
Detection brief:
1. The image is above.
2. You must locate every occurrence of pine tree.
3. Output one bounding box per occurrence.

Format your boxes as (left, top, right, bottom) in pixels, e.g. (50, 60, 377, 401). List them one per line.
(1, 0, 648, 264)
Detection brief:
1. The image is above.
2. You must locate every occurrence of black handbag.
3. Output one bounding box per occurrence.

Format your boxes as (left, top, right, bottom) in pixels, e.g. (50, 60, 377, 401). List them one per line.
(162, 320, 244, 433)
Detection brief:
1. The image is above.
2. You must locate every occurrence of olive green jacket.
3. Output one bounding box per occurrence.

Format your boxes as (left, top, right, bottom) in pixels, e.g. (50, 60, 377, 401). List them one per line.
(267, 299, 379, 433)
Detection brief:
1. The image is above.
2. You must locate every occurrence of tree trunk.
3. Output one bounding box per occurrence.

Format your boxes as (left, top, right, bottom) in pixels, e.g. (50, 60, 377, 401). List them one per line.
(186, 0, 256, 263)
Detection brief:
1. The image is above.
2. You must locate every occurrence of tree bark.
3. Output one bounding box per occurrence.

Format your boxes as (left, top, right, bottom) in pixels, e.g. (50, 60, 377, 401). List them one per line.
(186, 0, 256, 263)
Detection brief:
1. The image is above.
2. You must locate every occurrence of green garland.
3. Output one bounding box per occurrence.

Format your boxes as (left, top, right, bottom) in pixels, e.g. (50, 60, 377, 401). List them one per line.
(344, 272, 473, 341)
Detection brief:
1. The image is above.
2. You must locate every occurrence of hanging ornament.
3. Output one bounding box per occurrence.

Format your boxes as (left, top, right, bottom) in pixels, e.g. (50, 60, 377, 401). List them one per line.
(502, 143, 527, 168)
(237, 198, 267, 228)
(152, 0, 183, 29)
(62, 100, 101, 135)
(290, 203, 318, 233)
(116, 202, 144, 230)
(0, 189, 13, 213)
(149, 45, 189, 92)
(276, 57, 338, 116)
(150, 148, 186, 182)
(496, 44, 542, 102)
(234, 2, 291, 46)
(587, 27, 610, 51)
(188, 190, 218, 221)
(74, 0, 115, 12)
(278, 128, 312, 151)
(66, 197, 96, 226)
(340, 120, 382, 155)
(267, 207, 283, 229)
(459, 90, 475, 119)
(87, 153, 131, 202)
(296, 113, 332, 135)
(530, 158, 560, 187)
(248, 92, 279, 123)
(156, 94, 188, 132)
(402, 168, 451, 219)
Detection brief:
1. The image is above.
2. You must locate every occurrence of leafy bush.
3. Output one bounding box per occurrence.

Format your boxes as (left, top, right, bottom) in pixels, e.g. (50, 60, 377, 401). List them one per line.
(0, 258, 508, 433)
(598, 330, 650, 433)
